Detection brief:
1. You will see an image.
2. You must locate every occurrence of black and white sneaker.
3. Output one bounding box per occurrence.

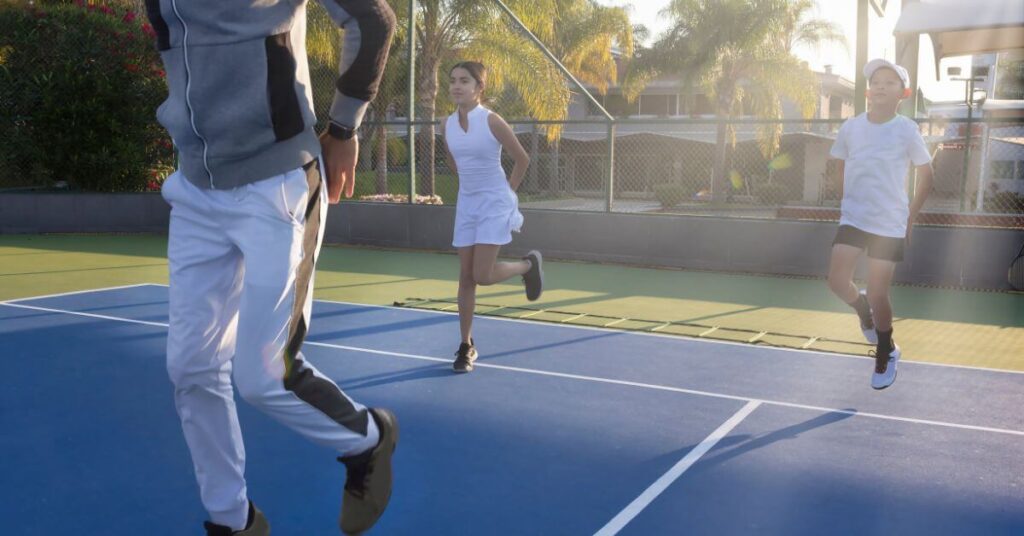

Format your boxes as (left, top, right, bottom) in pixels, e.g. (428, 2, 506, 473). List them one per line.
(453, 340, 478, 373)
(871, 341, 900, 390)
(203, 502, 269, 536)
(857, 289, 878, 344)
(522, 250, 544, 301)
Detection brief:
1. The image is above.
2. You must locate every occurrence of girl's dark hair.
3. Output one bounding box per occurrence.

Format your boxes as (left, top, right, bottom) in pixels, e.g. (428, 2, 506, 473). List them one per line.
(450, 61, 487, 88)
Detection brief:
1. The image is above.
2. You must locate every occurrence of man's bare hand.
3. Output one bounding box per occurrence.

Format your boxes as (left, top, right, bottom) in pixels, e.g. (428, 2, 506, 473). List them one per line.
(319, 131, 359, 204)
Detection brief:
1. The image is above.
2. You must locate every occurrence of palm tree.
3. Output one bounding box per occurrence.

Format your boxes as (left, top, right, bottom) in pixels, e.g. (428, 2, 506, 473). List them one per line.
(625, 0, 844, 203)
(533, 0, 634, 194)
(409, 0, 634, 197)
(780, 0, 849, 56)
(307, 0, 634, 198)
(308, 0, 409, 195)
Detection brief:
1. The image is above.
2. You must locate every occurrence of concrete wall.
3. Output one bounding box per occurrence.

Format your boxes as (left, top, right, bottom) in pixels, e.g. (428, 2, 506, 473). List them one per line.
(3, 193, 1022, 290)
(0, 193, 170, 234)
(327, 204, 1024, 290)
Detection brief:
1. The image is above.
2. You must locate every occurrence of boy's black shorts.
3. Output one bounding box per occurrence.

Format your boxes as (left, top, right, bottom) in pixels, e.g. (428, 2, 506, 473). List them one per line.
(833, 225, 904, 262)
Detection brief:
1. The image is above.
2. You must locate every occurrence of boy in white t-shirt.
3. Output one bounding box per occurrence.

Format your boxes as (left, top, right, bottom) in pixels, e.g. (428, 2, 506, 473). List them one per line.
(827, 59, 934, 390)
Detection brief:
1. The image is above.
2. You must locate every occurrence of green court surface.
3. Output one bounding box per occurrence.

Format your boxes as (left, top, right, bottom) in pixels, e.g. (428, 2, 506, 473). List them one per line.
(2, 234, 1021, 371)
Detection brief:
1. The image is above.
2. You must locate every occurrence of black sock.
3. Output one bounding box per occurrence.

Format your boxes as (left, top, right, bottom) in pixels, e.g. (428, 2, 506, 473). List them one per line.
(847, 293, 871, 318)
(877, 328, 893, 350)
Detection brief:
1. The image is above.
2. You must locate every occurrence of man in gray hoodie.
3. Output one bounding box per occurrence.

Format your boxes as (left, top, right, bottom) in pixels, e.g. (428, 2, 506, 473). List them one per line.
(144, 1, 396, 534)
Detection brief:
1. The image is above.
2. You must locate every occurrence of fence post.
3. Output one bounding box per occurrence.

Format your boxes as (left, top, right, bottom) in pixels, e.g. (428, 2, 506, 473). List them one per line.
(529, 122, 539, 190)
(606, 122, 615, 212)
(959, 82, 975, 212)
(975, 123, 991, 212)
(407, 0, 417, 204)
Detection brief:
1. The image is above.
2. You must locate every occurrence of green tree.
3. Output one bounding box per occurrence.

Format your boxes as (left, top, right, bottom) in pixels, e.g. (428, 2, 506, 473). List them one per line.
(409, 0, 633, 196)
(308, 0, 409, 195)
(625, 0, 844, 202)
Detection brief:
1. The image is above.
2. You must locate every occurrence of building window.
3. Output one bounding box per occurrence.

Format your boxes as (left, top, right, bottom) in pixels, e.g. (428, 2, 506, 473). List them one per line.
(639, 94, 678, 116)
(587, 95, 607, 116)
(829, 95, 843, 119)
(694, 94, 714, 115)
(605, 94, 640, 117)
(991, 160, 1016, 180)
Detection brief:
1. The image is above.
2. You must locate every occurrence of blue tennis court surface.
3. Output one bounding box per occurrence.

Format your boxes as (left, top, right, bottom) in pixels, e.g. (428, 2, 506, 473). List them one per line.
(2, 284, 1022, 535)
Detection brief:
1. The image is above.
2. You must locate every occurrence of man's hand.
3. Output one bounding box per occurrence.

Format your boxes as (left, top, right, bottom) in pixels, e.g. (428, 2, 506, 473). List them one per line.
(905, 216, 914, 247)
(319, 131, 359, 204)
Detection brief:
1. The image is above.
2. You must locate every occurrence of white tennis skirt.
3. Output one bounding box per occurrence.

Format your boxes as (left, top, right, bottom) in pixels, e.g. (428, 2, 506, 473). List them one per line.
(452, 170, 524, 248)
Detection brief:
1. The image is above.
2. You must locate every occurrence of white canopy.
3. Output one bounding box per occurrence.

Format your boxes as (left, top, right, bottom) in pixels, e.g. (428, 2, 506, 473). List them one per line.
(895, 0, 1024, 60)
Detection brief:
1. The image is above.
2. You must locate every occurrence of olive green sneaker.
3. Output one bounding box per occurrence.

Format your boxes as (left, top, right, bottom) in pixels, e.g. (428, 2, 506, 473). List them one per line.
(338, 408, 399, 535)
(203, 501, 269, 536)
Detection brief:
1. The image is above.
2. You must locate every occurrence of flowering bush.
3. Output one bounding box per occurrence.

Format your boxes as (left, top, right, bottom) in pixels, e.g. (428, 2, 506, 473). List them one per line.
(0, 1, 174, 191)
(358, 194, 445, 205)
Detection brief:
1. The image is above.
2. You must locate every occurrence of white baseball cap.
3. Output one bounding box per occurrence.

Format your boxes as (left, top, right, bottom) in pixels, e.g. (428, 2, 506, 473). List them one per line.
(864, 58, 910, 87)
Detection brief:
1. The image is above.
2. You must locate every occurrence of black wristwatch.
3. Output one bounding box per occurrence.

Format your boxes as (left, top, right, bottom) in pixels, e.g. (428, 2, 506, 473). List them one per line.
(327, 122, 356, 140)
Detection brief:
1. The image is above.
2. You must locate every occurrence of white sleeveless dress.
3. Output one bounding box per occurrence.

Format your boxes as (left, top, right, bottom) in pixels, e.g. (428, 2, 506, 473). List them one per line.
(445, 104, 524, 247)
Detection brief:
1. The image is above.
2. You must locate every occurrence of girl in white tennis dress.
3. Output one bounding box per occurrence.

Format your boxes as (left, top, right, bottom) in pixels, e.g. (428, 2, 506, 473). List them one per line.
(442, 61, 544, 373)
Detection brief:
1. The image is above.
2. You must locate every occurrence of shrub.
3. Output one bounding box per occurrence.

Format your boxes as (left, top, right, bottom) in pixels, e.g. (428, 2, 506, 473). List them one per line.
(652, 183, 687, 208)
(357, 193, 444, 205)
(371, 134, 409, 168)
(0, 1, 174, 191)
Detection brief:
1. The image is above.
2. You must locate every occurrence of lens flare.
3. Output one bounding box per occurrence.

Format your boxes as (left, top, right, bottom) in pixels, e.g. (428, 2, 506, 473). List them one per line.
(768, 153, 793, 171)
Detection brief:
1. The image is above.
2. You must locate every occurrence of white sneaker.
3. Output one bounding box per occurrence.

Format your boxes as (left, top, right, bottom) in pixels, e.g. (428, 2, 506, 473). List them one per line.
(871, 343, 900, 390)
(858, 289, 878, 344)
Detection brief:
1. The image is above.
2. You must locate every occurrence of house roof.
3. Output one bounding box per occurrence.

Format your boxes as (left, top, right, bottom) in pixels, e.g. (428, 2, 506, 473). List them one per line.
(895, 0, 1024, 71)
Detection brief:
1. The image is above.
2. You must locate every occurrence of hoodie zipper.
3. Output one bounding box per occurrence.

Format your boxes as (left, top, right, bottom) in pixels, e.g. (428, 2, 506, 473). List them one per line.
(169, 0, 215, 188)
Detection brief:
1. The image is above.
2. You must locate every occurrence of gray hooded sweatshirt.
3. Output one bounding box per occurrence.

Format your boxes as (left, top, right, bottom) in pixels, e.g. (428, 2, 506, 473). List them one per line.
(143, 0, 395, 189)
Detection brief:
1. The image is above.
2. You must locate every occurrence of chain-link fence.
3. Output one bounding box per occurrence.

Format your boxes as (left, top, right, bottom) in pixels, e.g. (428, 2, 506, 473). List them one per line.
(2, 0, 1022, 228)
(304, 2, 1024, 228)
(341, 116, 1024, 228)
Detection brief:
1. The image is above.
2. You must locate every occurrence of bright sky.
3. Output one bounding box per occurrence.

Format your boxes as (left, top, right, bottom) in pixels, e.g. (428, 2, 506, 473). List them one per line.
(595, 0, 973, 103)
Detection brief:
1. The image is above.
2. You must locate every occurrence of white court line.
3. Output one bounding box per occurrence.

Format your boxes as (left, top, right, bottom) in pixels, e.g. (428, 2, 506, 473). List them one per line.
(2, 283, 155, 304)
(305, 295, 1024, 377)
(14, 284, 1024, 376)
(3, 300, 1023, 438)
(593, 401, 762, 536)
(0, 302, 169, 328)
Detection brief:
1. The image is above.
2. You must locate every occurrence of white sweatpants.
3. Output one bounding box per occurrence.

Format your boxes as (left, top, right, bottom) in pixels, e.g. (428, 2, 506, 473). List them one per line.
(162, 160, 379, 530)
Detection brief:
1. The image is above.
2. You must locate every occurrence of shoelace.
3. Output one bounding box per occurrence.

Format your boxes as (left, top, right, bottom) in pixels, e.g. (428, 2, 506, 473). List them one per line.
(868, 346, 892, 373)
(341, 454, 373, 498)
(454, 344, 473, 363)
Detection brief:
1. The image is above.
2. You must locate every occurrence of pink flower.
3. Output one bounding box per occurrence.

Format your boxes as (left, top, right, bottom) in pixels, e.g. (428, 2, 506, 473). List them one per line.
(123, 11, 136, 24)
(141, 23, 155, 38)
